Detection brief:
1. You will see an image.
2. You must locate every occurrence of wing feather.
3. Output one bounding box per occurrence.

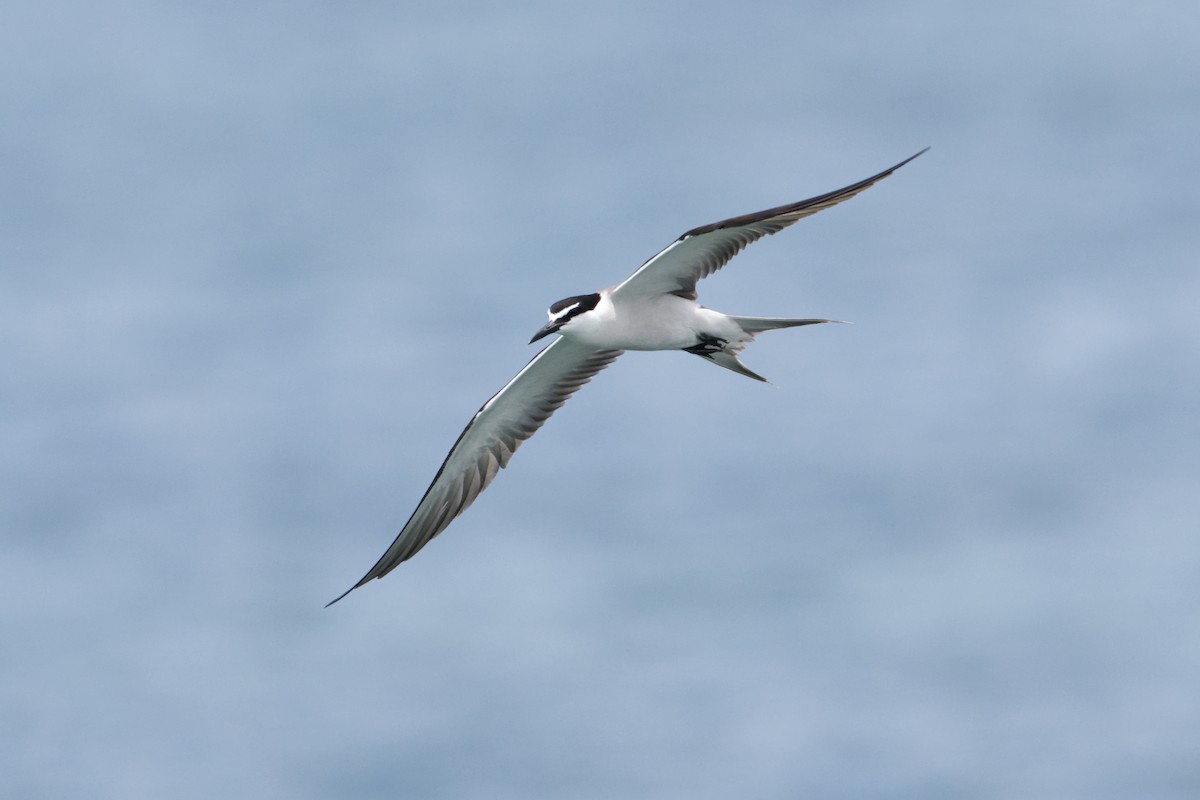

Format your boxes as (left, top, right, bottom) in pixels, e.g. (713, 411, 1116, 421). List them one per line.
(328, 337, 622, 605)
(612, 149, 927, 300)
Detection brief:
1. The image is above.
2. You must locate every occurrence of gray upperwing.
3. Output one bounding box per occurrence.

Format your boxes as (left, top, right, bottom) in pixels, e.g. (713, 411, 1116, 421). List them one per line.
(611, 149, 927, 300)
(328, 337, 623, 605)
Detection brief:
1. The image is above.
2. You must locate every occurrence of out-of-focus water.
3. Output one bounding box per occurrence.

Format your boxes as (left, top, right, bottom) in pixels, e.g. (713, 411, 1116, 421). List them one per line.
(3, 2, 1198, 798)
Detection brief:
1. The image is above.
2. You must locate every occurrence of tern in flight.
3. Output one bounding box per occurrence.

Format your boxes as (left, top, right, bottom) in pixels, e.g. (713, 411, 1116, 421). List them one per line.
(328, 149, 925, 605)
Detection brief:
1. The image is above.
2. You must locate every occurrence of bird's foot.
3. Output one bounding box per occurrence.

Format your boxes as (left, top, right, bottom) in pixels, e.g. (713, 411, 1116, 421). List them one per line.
(682, 335, 727, 356)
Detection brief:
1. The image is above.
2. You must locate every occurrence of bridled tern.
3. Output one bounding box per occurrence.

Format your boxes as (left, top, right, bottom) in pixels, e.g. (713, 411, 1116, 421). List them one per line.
(328, 149, 926, 605)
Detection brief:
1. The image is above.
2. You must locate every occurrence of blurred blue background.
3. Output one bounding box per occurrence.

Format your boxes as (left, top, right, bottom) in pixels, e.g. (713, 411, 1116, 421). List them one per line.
(3, 1, 1198, 798)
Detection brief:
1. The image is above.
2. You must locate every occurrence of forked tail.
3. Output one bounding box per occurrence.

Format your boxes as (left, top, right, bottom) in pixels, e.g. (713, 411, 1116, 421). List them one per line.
(728, 316, 838, 334)
(703, 317, 841, 382)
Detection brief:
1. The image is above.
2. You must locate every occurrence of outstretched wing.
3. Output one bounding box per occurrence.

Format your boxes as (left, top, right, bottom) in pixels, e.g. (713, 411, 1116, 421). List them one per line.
(329, 338, 622, 605)
(611, 149, 927, 301)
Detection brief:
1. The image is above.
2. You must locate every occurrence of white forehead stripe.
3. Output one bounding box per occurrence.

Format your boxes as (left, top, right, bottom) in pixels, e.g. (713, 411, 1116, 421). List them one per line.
(550, 302, 580, 321)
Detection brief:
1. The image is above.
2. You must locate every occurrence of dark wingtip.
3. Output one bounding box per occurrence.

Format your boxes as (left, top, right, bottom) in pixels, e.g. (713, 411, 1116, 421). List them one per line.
(889, 147, 930, 173)
(324, 585, 357, 608)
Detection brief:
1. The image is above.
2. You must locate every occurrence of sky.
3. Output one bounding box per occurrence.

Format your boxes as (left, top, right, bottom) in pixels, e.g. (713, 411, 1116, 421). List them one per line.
(3, 1, 1199, 798)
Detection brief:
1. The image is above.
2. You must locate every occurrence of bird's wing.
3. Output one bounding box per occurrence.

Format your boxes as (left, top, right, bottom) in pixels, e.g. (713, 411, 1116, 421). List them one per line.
(611, 149, 927, 301)
(328, 337, 622, 605)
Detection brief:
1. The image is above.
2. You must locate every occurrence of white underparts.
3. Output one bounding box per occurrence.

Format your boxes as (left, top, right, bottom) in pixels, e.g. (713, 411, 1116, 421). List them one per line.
(557, 289, 749, 352)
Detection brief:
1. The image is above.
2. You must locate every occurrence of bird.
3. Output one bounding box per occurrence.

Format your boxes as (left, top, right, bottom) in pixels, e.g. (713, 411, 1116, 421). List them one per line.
(327, 149, 926, 605)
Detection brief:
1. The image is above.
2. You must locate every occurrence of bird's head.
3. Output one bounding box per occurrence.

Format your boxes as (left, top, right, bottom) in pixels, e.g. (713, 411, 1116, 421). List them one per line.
(529, 292, 601, 343)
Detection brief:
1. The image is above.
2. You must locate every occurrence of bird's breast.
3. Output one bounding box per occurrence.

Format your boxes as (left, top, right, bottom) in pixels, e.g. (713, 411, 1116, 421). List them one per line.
(562, 293, 725, 351)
